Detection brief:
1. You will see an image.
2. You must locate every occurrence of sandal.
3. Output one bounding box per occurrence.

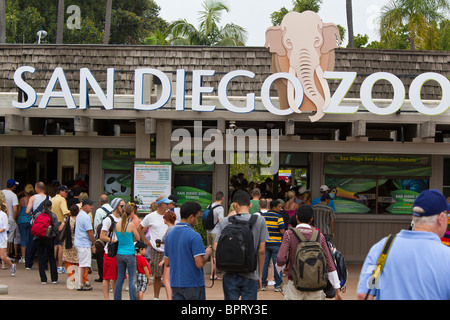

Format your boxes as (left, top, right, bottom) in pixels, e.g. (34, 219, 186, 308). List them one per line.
(77, 285, 93, 291)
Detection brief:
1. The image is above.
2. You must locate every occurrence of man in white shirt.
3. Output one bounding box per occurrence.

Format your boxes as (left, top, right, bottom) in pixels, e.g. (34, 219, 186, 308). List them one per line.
(2, 179, 19, 260)
(93, 194, 113, 235)
(99, 197, 124, 300)
(93, 194, 113, 283)
(138, 195, 172, 300)
(74, 198, 96, 291)
(206, 191, 224, 280)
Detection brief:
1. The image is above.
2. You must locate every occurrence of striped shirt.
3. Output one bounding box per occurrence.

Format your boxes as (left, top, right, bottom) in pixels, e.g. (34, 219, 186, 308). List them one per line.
(312, 203, 335, 236)
(262, 210, 285, 245)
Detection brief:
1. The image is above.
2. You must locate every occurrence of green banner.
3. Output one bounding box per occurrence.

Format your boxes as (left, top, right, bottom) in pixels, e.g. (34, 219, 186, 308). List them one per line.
(174, 186, 212, 211)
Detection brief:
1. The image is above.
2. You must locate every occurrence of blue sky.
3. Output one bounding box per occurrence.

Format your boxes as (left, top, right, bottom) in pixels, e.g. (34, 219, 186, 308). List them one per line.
(154, 0, 392, 46)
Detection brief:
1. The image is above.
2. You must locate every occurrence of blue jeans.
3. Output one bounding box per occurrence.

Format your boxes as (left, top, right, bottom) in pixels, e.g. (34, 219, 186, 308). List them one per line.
(18, 222, 31, 248)
(172, 286, 206, 300)
(222, 273, 259, 300)
(262, 244, 282, 288)
(114, 254, 137, 300)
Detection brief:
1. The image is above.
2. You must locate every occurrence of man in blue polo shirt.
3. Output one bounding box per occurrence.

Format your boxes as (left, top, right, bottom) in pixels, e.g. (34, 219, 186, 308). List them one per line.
(164, 201, 213, 300)
(357, 189, 450, 300)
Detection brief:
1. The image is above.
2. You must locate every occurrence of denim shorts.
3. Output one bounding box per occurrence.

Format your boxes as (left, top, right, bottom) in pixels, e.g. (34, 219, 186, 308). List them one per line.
(222, 273, 259, 300)
(171, 286, 206, 300)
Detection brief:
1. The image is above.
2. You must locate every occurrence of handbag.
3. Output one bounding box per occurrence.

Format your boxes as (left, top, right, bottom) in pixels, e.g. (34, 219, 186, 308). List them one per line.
(107, 241, 118, 257)
(57, 216, 70, 244)
(107, 223, 118, 257)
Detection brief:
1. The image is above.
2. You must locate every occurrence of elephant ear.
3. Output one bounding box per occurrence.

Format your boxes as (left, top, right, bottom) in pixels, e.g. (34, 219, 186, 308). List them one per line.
(321, 23, 341, 54)
(265, 26, 287, 57)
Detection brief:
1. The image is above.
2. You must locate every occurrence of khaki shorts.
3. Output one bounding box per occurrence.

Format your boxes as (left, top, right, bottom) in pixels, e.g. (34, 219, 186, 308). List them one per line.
(149, 247, 164, 277)
(207, 233, 216, 257)
(283, 280, 325, 300)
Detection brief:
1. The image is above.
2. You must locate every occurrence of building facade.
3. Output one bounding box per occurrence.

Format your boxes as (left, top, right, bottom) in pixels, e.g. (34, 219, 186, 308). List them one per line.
(1, 44, 449, 262)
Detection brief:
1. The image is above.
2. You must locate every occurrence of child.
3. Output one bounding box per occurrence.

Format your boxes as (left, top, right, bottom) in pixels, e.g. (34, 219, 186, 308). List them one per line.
(0, 193, 16, 276)
(135, 241, 152, 300)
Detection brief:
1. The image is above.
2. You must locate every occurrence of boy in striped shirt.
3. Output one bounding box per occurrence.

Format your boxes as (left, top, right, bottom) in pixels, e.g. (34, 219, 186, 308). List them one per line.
(261, 200, 285, 291)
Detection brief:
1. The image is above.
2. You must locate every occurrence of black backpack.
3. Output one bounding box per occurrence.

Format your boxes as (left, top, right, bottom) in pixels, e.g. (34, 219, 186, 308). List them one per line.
(324, 241, 348, 298)
(216, 214, 258, 274)
(202, 203, 220, 231)
(94, 215, 115, 253)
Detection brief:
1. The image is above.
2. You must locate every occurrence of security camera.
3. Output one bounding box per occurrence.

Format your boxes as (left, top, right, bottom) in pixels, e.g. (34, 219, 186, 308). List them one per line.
(229, 121, 237, 130)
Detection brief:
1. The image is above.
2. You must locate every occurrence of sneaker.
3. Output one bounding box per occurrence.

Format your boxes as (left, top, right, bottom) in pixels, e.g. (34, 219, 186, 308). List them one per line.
(10, 264, 16, 276)
(261, 285, 266, 291)
(275, 286, 282, 292)
(52, 281, 58, 284)
(41, 282, 47, 285)
(18, 258, 25, 264)
(57, 267, 66, 274)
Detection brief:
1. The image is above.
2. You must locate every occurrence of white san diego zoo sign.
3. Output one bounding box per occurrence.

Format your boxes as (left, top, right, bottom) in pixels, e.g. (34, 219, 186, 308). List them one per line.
(12, 66, 450, 118)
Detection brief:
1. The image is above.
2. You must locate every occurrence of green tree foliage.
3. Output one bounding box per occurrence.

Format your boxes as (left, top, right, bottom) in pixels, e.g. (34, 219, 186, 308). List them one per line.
(269, 0, 345, 45)
(270, 0, 322, 26)
(379, 0, 450, 50)
(167, 0, 248, 46)
(4, 0, 168, 44)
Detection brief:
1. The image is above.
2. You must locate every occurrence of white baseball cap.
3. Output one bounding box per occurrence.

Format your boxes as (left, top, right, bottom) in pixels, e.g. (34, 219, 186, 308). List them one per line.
(320, 185, 329, 192)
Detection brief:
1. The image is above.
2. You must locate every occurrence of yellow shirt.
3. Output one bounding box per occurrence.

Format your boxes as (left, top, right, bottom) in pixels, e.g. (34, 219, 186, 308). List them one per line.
(51, 194, 70, 222)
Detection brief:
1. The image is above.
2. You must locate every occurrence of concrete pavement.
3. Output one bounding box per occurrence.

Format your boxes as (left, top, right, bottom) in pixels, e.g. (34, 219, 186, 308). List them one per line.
(0, 259, 362, 300)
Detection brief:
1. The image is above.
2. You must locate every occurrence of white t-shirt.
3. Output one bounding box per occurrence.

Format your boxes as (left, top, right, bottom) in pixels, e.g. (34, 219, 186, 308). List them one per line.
(2, 189, 18, 222)
(207, 203, 224, 235)
(0, 211, 8, 248)
(140, 210, 168, 252)
(101, 214, 120, 254)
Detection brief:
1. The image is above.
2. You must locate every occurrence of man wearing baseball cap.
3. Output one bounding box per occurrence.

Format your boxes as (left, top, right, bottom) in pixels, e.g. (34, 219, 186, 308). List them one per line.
(357, 189, 450, 300)
(311, 184, 336, 212)
(51, 184, 70, 274)
(3, 179, 20, 261)
(138, 195, 172, 300)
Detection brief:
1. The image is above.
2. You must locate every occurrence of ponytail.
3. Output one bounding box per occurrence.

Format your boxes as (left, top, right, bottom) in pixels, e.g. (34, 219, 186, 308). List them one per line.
(120, 204, 134, 234)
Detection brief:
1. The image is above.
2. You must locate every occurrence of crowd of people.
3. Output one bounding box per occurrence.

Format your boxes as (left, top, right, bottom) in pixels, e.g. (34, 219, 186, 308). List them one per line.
(1, 174, 450, 301)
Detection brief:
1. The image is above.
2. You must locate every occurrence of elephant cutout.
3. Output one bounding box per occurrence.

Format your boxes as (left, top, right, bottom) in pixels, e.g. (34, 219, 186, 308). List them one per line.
(265, 11, 341, 122)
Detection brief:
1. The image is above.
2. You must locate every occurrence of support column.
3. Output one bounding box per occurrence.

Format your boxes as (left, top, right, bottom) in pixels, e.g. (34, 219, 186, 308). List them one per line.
(89, 148, 103, 214)
(310, 153, 324, 199)
(135, 119, 151, 159)
(431, 154, 443, 191)
(156, 119, 172, 159)
(214, 163, 229, 212)
(0, 147, 13, 185)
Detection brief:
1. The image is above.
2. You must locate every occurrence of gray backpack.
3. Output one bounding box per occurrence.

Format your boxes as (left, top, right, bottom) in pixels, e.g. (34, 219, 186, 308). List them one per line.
(290, 227, 328, 291)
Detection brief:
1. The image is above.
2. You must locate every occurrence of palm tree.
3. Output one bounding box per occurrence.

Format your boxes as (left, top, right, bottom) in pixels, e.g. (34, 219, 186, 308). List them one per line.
(56, 0, 64, 43)
(346, 0, 354, 48)
(379, 0, 450, 50)
(103, 0, 112, 44)
(0, 0, 5, 43)
(167, 0, 247, 46)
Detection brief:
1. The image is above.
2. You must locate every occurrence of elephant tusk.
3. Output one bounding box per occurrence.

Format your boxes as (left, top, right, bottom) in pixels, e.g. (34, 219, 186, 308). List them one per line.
(315, 65, 331, 110)
(308, 65, 330, 122)
(287, 67, 302, 113)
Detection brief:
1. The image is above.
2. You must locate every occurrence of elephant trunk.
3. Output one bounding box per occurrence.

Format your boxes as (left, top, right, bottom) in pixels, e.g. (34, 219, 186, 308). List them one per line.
(287, 48, 328, 122)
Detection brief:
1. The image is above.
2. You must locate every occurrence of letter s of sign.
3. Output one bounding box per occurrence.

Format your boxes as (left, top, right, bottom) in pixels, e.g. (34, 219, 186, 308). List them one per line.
(13, 66, 37, 109)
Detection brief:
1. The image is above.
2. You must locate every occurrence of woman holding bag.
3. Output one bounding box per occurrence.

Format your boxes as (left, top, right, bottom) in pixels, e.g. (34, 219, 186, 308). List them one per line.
(114, 204, 140, 300)
(60, 205, 89, 288)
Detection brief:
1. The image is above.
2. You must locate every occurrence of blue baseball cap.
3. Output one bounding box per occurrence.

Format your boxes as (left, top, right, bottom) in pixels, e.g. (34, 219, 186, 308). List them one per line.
(156, 197, 173, 204)
(6, 179, 18, 188)
(412, 189, 450, 217)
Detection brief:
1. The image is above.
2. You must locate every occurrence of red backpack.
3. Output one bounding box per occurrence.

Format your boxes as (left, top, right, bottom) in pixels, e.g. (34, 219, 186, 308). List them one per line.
(31, 212, 52, 238)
